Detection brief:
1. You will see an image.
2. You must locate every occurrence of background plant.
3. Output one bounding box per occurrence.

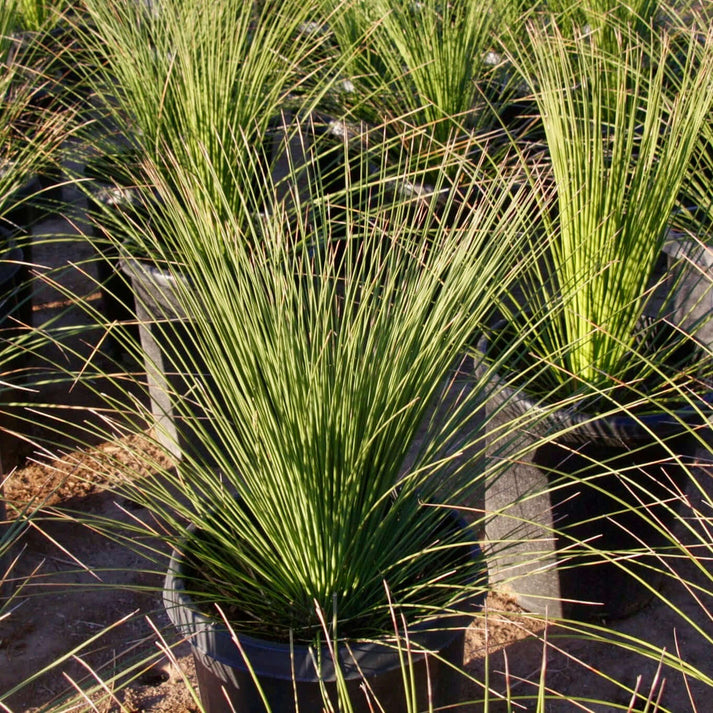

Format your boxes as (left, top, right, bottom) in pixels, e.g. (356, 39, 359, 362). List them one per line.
(545, 0, 664, 45)
(1, 4, 67, 234)
(502, 19, 713, 396)
(325, 0, 529, 180)
(75, 0, 348, 233)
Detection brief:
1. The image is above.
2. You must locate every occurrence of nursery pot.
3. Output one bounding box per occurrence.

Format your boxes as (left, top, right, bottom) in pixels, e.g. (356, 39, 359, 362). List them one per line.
(2, 161, 61, 236)
(1, 234, 31, 588)
(0, 225, 31, 338)
(2, 172, 47, 269)
(662, 235, 713, 349)
(120, 257, 215, 462)
(84, 156, 147, 360)
(164, 514, 483, 713)
(0, 236, 29, 474)
(478, 320, 705, 620)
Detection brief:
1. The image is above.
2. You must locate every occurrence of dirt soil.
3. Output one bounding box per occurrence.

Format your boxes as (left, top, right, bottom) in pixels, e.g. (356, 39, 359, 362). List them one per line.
(2, 194, 713, 712)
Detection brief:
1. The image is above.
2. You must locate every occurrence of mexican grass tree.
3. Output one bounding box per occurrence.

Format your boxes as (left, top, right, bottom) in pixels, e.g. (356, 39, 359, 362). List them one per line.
(325, 0, 526, 178)
(38, 127, 548, 643)
(74, 0, 347, 225)
(504, 19, 713, 395)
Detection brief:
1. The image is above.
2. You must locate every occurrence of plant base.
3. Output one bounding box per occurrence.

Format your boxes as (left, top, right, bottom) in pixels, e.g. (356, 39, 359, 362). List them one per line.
(187, 629, 466, 713)
(164, 519, 482, 712)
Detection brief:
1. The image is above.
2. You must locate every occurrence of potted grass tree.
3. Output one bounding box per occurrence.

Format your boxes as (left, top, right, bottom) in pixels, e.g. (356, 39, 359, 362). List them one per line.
(1, 0, 69, 470)
(68, 126, 545, 711)
(75, 0, 345, 228)
(71, 0, 353, 457)
(327, 0, 505, 138)
(323, 0, 530, 214)
(545, 0, 665, 45)
(6, 0, 74, 218)
(477, 18, 713, 620)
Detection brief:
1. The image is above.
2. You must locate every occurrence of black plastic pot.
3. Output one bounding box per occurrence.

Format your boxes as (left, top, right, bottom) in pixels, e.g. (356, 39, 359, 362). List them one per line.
(164, 514, 483, 713)
(120, 257, 214, 462)
(84, 153, 148, 360)
(0, 227, 31, 328)
(478, 321, 705, 620)
(663, 235, 713, 349)
(0, 238, 25, 593)
(2, 173, 50, 255)
(86, 192, 142, 359)
(0, 232, 31, 476)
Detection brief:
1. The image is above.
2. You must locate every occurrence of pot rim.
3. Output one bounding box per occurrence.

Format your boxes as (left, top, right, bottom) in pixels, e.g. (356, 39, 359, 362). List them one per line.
(163, 511, 484, 682)
(476, 316, 712, 445)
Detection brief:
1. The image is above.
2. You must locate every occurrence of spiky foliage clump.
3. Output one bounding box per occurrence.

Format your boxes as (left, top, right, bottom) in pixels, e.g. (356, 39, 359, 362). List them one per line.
(503, 19, 713, 397)
(75, 0, 346, 229)
(325, 0, 527, 178)
(50, 122, 547, 643)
